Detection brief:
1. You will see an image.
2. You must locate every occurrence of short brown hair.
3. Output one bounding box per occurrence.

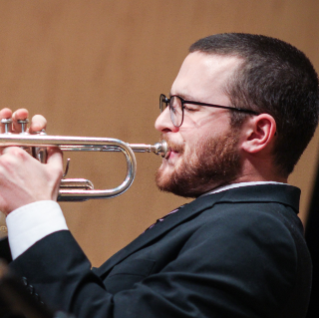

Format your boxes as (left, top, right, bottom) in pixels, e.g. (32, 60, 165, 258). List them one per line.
(190, 33, 319, 177)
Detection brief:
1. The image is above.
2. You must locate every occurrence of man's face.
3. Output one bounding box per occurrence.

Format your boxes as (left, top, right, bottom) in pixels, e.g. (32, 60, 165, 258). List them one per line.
(154, 52, 244, 197)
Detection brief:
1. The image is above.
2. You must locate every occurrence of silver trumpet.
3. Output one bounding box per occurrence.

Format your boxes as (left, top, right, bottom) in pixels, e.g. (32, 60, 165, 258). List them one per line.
(0, 119, 168, 202)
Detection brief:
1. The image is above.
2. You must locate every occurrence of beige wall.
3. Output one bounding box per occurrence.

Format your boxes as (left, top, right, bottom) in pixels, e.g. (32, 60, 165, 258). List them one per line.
(1, 0, 318, 266)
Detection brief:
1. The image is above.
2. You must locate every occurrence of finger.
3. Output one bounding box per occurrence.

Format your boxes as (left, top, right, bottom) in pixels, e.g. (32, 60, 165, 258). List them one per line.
(0, 146, 25, 158)
(12, 109, 29, 133)
(0, 108, 13, 120)
(46, 147, 64, 173)
(0, 108, 13, 134)
(29, 114, 47, 134)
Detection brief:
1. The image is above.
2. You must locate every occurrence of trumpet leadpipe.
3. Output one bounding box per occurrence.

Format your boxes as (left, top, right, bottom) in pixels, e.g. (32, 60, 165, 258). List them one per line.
(0, 134, 167, 156)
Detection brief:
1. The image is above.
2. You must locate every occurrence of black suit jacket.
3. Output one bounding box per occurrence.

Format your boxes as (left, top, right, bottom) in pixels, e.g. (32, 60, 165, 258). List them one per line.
(1, 184, 312, 317)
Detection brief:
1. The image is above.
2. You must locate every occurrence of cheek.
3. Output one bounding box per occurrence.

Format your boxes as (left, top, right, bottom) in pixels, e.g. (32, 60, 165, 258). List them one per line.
(182, 138, 203, 163)
(182, 128, 209, 147)
(179, 120, 231, 158)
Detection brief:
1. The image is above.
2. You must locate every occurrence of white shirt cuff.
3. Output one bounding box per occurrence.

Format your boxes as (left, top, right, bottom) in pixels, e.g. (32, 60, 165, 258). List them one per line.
(6, 200, 68, 260)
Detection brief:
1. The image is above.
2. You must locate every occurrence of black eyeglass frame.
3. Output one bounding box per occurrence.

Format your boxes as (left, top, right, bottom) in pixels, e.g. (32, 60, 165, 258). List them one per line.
(159, 94, 259, 127)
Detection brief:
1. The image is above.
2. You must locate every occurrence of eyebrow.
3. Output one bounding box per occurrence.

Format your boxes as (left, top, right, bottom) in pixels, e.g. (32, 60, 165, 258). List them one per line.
(169, 92, 198, 101)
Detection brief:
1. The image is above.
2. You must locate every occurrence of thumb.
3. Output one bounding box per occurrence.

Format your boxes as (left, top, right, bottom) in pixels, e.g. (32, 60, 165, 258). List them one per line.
(46, 147, 64, 175)
(46, 147, 64, 201)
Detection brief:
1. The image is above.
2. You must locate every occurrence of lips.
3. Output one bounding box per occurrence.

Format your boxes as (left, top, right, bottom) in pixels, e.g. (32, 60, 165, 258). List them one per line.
(161, 137, 184, 161)
(165, 147, 182, 163)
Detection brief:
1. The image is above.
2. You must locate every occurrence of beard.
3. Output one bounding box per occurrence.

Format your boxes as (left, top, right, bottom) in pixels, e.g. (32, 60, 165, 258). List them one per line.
(155, 129, 242, 198)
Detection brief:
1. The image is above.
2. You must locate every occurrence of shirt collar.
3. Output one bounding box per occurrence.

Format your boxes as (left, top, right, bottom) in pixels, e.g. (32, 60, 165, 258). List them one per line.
(204, 181, 290, 196)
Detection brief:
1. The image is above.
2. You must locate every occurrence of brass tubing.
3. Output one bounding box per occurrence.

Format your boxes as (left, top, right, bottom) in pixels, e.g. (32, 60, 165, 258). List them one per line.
(0, 134, 167, 201)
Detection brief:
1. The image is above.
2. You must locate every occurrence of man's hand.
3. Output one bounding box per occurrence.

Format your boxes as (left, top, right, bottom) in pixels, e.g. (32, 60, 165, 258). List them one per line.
(0, 108, 63, 215)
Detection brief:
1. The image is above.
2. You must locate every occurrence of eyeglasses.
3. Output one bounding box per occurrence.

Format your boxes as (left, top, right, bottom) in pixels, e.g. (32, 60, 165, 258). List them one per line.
(159, 94, 259, 127)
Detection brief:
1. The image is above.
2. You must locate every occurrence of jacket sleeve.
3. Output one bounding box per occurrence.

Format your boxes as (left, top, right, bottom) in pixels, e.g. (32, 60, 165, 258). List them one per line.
(9, 207, 300, 318)
(0, 237, 12, 263)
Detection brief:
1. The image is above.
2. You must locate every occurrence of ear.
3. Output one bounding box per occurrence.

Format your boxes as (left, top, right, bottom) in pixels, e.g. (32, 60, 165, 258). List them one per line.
(241, 114, 277, 154)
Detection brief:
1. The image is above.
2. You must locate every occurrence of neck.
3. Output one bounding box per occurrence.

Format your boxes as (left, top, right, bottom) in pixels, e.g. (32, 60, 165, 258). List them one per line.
(237, 158, 288, 184)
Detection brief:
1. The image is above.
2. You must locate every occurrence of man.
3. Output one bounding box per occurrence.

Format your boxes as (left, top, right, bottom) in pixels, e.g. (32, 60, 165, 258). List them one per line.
(0, 33, 318, 317)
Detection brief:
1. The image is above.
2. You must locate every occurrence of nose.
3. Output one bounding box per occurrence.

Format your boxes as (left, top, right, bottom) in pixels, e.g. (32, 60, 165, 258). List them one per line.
(155, 107, 179, 133)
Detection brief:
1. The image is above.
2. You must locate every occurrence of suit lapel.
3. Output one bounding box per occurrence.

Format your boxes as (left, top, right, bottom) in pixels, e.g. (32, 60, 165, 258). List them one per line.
(93, 192, 225, 277)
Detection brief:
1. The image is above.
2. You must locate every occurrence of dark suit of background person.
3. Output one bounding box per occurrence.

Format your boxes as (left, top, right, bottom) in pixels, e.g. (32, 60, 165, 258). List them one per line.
(0, 33, 318, 318)
(0, 184, 312, 318)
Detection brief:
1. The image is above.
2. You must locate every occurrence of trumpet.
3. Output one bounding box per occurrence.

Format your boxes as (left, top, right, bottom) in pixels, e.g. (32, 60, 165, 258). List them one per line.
(0, 119, 168, 201)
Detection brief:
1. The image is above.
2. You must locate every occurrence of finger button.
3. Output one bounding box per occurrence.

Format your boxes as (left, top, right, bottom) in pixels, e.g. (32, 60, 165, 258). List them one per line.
(1, 118, 12, 134)
(18, 119, 29, 134)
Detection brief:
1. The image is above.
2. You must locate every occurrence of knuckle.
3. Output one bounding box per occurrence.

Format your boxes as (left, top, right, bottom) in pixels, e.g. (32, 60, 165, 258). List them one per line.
(9, 147, 27, 159)
(0, 147, 28, 167)
(0, 153, 14, 166)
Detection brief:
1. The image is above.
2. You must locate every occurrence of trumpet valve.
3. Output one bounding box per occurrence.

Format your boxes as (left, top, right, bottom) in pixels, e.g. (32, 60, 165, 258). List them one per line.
(32, 129, 48, 163)
(17, 119, 29, 134)
(1, 118, 12, 134)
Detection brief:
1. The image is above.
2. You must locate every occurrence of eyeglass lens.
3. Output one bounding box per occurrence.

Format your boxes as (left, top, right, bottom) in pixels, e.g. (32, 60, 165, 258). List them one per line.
(159, 94, 183, 127)
(170, 97, 183, 127)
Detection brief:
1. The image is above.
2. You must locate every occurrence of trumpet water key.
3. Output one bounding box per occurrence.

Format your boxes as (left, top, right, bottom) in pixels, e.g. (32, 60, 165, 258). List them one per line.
(0, 118, 168, 202)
